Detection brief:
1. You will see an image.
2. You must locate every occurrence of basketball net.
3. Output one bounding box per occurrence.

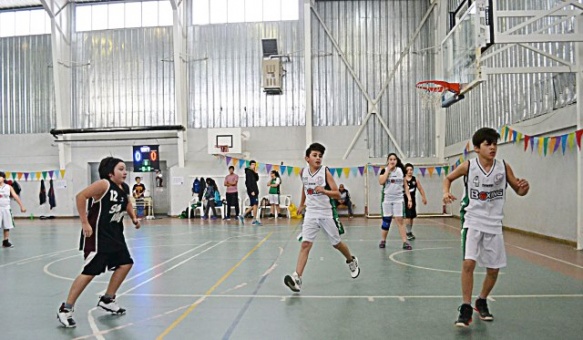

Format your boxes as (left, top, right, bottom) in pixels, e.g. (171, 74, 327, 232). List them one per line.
(216, 145, 229, 153)
(416, 80, 460, 110)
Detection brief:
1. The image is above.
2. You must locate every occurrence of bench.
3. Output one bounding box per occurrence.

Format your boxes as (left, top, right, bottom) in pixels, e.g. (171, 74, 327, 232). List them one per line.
(336, 203, 355, 217)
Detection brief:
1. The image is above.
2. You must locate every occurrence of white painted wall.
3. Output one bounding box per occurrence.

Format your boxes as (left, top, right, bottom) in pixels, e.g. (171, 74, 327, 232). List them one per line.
(1, 116, 579, 243)
(444, 105, 578, 242)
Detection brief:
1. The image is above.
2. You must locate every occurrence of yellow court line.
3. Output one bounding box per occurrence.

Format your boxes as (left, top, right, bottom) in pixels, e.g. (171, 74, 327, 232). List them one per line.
(156, 232, 273, 339)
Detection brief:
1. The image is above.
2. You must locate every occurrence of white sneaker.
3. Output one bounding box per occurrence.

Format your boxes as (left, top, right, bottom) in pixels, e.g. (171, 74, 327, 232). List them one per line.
(57, 303, 76, 328)
(284, 272, 302, 292)
(97, 296, 126, 315)
(348, 256, 360, 279)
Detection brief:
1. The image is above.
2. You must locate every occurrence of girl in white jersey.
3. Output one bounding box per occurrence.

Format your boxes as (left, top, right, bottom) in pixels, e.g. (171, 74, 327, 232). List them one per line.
(0, 171, 27, 248)
(443, 128, 529, 328)
(284, 143, 360, 293)
(378, 153, 413, 250)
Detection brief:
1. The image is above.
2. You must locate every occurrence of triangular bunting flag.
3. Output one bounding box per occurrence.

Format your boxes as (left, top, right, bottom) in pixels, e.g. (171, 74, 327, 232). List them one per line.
(226, 157, 232, 166)
(239, 160, 246, 169)
(233, 158, 239, 167)
(42, 171, 48, 180)
(420, 168, 426, 177)
(293, 167, 301, 176)
(576, 129, 583, 150)
(245, 160, 250, 168)
(516, 132, 523, 142)
(350, 167, 358, 177)
(24, 173, 29, 181)
(427, 167, 435, 177)
(273, 165, 279, 172)
(549, 137, 557, 155)
(280, 165, 286, 175)
(358, 166, 364, 176)
(543, 137, 549, 156)
(5, 172, 11, 180)
(504, 126, 510, 142)
(436, 167, 442, 176)
(561, 134, 568, 154)
(373, 166, 380, 176)
(524, 135, 530, 151)
(343, 168, 350, 178)
(444, 166, 450, 176)
(511, 130, 517, 142)
(335, 168, 342, 177)
(567, 132, 575, 150)
(35, 172, 41, 180)
(266, 164, 272, 173)
(287, 166, 293, 176)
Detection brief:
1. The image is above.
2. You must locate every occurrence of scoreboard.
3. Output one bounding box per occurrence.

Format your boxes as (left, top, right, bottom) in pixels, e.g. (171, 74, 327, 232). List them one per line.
(133, 145, 159, 172)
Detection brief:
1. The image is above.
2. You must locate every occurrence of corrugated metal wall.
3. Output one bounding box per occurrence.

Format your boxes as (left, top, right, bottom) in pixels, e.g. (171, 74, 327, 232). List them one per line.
(312, 0, 436, 158)
(445, 0, 578, 145)
(71, 27, 176, 128)
(187, 20, 305, 128)
(0, 35, 55, 134)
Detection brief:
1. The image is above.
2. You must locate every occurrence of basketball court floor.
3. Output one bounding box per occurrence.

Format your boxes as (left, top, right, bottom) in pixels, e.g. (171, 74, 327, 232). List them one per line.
(1, 216, 581, 339)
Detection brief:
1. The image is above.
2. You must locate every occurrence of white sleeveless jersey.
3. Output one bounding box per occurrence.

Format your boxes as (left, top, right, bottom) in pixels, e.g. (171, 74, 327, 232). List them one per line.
(301, 167, 333, 219)
(382, 167, 405, 203)
(461, 159, 507, 234)
(0, 184, 11, 209)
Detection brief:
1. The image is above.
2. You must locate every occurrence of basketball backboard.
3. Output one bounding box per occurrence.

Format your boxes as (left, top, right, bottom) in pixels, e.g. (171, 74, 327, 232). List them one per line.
(207, 128, 243, 155)
(441, 0, 493, 105)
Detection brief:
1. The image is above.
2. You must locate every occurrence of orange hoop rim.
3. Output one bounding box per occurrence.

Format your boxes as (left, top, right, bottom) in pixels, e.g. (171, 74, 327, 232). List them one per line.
(416, 80, 461, 94)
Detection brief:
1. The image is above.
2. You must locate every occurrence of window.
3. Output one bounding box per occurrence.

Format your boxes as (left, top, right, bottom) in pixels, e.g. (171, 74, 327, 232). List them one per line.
(0, 9, 51, 37)
(193, 0, 298, 26)
(75, 1, 173, 32)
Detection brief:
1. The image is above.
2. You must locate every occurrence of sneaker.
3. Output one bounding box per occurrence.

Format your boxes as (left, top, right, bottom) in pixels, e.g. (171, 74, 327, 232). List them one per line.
(252, 220, 262, 226)
(2, 240, 14, 248)
(268, 214, 275, 219)
(57, 303, 76, 328)
(474, 298, 494, 321)
(379, 240, 386, 248)
(237, 215, 245, 224)
(97, 296, 126, 315)
(284, 272, 302, 292)
(224, 217, 231, 221)
(455, 304, 473, 327)
(406, 232, 416, 240)
(349, 215, 354, 219)
(402, 242, 412, 250)
(202, 216, 208, 220)
(347, 256, 360, 279)
(211, 215, 218, 220)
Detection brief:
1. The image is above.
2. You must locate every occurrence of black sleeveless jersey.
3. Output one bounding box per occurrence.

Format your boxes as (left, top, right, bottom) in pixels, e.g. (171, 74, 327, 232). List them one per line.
(404, 176, 417, 204)
(80, 180, 130, 254)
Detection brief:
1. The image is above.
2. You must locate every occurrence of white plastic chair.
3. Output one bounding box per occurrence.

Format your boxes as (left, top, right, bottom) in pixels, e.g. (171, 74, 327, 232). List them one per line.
(278, 195, 292, 219)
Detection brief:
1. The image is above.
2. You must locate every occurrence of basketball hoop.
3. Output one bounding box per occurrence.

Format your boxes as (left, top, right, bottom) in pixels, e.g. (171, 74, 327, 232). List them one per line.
(216, 145, 229, 153)
(416, 80, 461, 109)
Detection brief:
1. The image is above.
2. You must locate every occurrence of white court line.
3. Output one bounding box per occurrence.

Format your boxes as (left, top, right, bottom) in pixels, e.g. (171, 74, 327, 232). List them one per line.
(426, 219, 583, 270)
(120, 293, 583, 299)
(87, 308, 105, 340)
(388, 247, 497, 275)
(0, 247, 77, 268)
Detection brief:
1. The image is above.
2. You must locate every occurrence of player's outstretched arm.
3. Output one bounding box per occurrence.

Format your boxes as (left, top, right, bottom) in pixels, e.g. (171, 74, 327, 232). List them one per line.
(505, 162, 529, 196)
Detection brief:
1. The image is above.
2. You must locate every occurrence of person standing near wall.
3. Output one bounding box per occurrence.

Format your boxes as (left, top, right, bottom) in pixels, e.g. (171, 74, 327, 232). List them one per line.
(267, 170, 282, 218)
(378, 153, 413, 250)
(0, 171, 26, 248)
(57, 157, 140, 328)
(443, 127, 529, 328)
(224, 166, 243, 223)
(403, 163, 427, 240)
(244, 160, 262, 225)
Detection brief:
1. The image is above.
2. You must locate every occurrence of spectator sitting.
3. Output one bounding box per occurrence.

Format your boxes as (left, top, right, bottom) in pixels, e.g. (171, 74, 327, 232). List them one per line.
(334, 184, 354, 218)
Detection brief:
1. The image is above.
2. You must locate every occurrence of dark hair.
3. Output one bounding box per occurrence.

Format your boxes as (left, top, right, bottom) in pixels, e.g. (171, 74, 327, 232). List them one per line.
(472, 127, 500, 147)
(404, 163, 414, 171)
(386, 153, 405, 173)
(305, 142, 326, 157)
(270, 170, 280, 178)
(135, 176, 141, 180)
(0, 171, 5, 178)
(228, 166, 234, 171)
(249, 160, 256, 165)
(98, 157, 124, 180)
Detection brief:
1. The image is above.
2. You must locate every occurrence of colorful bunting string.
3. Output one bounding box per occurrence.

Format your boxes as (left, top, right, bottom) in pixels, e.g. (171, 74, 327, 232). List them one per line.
(0, 169, 65, 181)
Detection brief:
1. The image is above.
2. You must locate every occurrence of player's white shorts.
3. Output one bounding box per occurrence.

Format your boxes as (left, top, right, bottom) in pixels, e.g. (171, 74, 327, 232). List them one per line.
(382, 201, 403, 217)
(0, 208, 15, 230)
(301, 217, 341, 246)
(462, 228, 506, 268)
(268, 194, 280, 205)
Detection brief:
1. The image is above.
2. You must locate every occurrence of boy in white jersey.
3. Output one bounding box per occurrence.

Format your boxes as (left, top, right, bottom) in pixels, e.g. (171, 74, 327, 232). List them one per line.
(0, 171, 27, 248)
(443, 128, 529, 328)
(284, 143, 360, 292)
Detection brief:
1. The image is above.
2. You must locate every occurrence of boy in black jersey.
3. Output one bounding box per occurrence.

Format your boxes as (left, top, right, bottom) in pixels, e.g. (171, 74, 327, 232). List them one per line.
(57, 157, 141, 328)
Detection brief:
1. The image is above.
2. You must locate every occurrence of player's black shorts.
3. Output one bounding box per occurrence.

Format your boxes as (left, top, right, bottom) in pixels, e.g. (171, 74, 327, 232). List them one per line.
(82, 248, 134, 276)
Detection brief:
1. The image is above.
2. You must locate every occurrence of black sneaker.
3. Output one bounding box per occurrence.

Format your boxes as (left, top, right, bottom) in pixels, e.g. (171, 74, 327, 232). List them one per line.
(455, 304, 473, 327)
(2, 240, 14, 248)
(475, 298, 494, 321)
(406, 232, 416, 240)
(57, 303, 76, 328)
